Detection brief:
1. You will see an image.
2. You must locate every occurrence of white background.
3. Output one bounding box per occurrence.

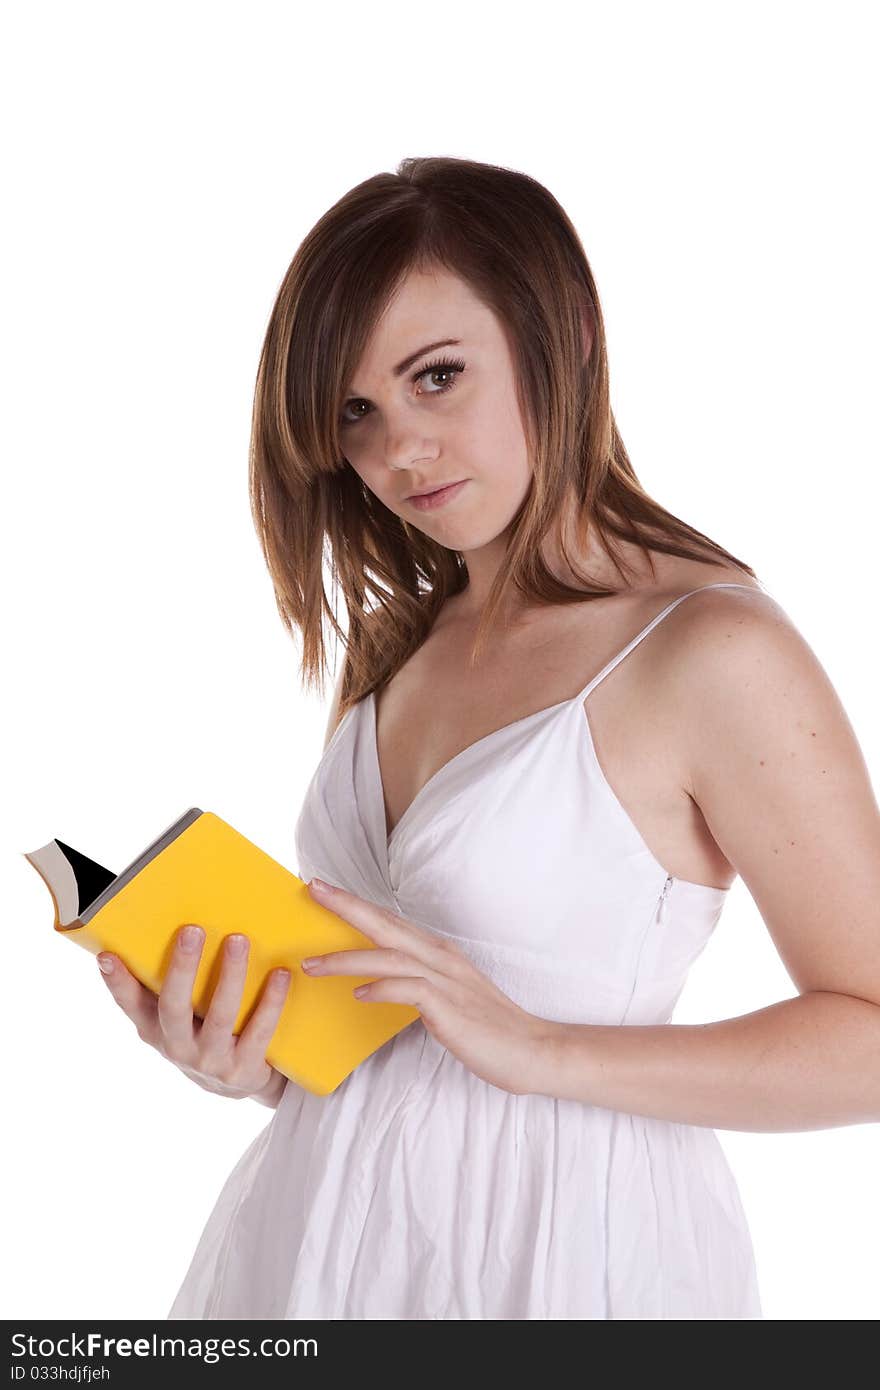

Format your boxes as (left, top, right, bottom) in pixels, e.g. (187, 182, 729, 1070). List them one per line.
(3, 0, 878, 1321)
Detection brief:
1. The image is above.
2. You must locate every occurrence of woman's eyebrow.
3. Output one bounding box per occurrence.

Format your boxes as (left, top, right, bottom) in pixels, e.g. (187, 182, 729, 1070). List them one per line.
(345, 339, 463, 399)
(392, 338, 462, 376)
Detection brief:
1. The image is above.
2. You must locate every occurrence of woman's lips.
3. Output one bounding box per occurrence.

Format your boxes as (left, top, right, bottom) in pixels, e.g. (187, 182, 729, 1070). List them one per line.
(407, 479, 469, 511)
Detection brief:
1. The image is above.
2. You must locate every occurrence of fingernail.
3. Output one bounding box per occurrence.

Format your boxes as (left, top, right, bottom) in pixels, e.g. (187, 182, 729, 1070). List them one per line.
(226, 934, 247, 958)
(97, 955, 114, 975)
(310, 878, 335, 894)
(181, 925, 204, 951)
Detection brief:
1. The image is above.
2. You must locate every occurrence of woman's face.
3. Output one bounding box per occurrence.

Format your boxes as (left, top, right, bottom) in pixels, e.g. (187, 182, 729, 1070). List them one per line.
(338, 266, 533, 553)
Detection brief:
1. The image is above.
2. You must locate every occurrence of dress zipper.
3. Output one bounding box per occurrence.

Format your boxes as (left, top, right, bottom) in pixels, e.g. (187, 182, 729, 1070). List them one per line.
(658, 874, 673, 924)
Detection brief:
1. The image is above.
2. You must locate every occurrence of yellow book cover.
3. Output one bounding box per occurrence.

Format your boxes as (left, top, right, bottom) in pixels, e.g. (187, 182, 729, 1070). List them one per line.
(23, 807, 420, 1096)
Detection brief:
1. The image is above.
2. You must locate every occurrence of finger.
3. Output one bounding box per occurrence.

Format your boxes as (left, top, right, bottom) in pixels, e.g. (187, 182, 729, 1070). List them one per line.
(302, 946, 409, 978)
(97, 952, 159, 1044)
(198, 934, 251, 1053)
(352, 975, 427, 1008)
(232, 967, 292, 1072)
(156, 924, 204, 1049)
(307, 881, 448, 967)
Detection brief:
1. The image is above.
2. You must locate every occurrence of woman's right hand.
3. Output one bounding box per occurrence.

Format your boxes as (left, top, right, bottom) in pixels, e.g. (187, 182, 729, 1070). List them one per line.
(96, 925, 292, 1106)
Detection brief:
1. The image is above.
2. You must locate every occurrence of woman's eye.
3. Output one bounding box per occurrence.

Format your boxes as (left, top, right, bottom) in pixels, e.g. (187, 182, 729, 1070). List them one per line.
(340, 401, 370, 426)
(415, 357, 466, 394)
(339, 356, 466, 428)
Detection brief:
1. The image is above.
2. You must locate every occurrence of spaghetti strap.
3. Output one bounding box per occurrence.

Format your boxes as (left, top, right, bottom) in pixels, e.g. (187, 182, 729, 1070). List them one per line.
(575, 581, 763, 702)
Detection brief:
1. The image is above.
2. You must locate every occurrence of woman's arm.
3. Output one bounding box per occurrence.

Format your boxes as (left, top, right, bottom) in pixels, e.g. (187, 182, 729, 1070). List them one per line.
(541, 991, 880, 1131)
(532, 589, 880, 1132)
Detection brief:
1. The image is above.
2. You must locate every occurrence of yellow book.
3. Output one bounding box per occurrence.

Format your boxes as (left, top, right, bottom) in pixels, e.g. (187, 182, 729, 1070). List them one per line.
(23, 808, 420, 1096)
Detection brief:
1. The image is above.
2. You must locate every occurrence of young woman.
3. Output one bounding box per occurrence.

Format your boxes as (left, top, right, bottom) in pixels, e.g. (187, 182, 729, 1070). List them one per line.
(99, 157, 880, 1320)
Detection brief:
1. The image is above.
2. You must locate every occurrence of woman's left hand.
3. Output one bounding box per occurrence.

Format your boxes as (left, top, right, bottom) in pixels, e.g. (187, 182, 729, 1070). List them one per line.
(301, 878, 552, 1096)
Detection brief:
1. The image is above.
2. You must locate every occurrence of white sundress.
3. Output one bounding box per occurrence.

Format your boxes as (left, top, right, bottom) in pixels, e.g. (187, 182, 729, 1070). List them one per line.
(167, 581, 764, 1320)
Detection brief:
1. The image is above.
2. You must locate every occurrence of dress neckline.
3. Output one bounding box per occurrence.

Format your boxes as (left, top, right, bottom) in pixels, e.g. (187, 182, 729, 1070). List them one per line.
(365, 684, 731, 897)
(369, 581, 762, 854)
(371, 685, 581, 850)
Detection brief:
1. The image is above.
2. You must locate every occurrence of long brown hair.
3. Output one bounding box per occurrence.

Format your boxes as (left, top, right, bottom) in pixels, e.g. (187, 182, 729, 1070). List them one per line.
(248, 156, 757, 724)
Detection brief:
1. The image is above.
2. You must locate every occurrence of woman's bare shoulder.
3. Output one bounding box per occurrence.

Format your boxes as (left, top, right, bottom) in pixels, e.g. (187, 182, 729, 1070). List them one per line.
(649, 565, 797, 685)
(662, 571, 880, 1009)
